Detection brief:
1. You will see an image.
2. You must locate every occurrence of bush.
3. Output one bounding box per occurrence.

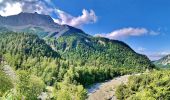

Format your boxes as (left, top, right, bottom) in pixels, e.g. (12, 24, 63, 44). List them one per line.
(115, 70, 170, 100)
(0, 70, 13, 96)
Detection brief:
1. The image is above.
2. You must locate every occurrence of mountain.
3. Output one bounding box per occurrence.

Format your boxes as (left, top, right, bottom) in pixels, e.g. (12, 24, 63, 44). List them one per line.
(0, 32, 60, 58)
(0, 12, 84, 38)
(154, 55, 170, 67)
(0, 32, 61, 84)
(0, 12, 155, 100)
(0, 12, 153, 69)
(46, 31, 152, 69)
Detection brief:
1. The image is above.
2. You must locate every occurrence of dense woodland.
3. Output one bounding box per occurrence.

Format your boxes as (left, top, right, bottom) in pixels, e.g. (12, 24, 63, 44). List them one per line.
(0, 32, 153, 100)
(46, 32, 152, 69)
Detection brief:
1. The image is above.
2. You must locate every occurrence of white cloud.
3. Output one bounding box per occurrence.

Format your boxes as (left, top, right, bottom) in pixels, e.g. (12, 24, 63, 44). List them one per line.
(0, 0, 3, 3)
(95, 27, 159, 40)
(0, 0, 53, 16)
(149, 30, 160, 35)
(0, 0, 97, 27)
(21, 0, 54, 15)
(54, 9, 97, 27)
(44, 0, 52, 4)
(0, 2, 22, 16)
(136, 47, 146, 53)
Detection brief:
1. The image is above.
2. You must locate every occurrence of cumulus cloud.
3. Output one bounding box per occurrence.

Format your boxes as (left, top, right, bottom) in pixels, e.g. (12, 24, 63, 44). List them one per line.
(149, 30, 160, 35)
(136, 47, 146, 53)
(0, 0, 3, 3)
(21, 0, 53, 15)
(0, 2, 22, 16)
(0, 0, 97, 27)
(0, 0, 53, 16)
(95, 27, 159, 39)
(53, 9, 97, 28)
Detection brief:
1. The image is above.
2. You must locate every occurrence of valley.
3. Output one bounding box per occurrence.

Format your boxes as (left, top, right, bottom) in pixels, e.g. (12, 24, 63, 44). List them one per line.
(0, 10, 169, 100)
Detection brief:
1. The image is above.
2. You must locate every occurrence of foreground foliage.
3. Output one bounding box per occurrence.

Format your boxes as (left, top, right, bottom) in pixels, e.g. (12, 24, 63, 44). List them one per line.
(116, 70, 170, 100)
(0, 70, 13, 97)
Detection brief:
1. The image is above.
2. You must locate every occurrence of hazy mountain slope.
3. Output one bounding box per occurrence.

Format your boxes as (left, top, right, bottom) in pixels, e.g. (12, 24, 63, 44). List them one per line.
(154, 55, 170, 67)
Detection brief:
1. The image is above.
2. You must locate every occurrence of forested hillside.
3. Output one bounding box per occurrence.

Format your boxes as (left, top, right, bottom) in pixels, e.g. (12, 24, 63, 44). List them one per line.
(0, 32, 60, 58)
(0, 32, 153, 99)
(46, 31, 152, 69)
(0, 32, 88, 99)
(0, 32, 61, 84)
(0, 12, 154, 100)
(0, 12, 153, 70)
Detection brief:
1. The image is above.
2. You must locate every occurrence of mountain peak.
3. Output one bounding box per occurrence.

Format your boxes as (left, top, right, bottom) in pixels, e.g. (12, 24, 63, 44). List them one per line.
(0, 12, 85, 38)
(0, 12, 56, 26)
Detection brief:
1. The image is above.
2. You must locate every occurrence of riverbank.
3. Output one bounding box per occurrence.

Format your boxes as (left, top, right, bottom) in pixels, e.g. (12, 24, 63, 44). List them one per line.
(87, 75, 132, 100)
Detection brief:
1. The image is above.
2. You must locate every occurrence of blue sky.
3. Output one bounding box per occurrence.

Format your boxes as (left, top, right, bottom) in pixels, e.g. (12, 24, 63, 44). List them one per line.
(0, 0, 170, 60)
(51, 0, 170, 60)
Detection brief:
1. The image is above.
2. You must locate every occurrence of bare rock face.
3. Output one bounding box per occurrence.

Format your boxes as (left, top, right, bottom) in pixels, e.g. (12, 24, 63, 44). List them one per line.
(0, 12, 84, 38)
(0, 12, 55, 26)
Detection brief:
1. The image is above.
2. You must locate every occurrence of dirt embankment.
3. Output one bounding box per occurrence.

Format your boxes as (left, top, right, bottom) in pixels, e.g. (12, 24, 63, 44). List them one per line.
(87, 75, 131, 100)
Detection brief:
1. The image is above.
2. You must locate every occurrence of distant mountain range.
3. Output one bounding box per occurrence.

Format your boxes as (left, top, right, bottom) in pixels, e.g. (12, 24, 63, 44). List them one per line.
(0, 12, 153, 69)
(154, 55, 170, 67)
